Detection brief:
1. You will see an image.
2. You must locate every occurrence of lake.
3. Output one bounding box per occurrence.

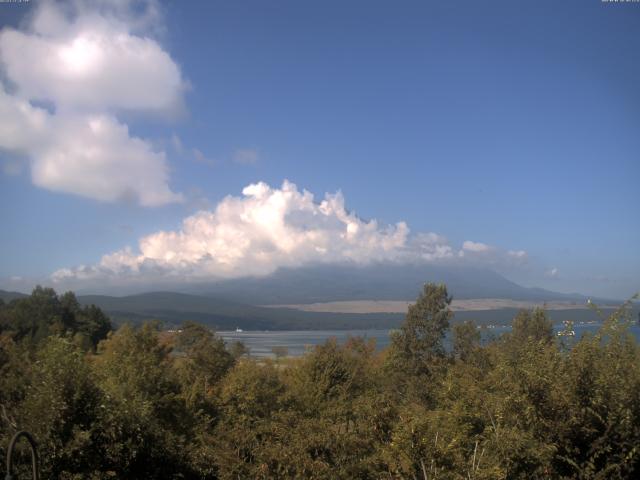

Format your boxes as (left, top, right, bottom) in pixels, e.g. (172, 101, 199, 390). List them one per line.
(220, 323, 640, 358)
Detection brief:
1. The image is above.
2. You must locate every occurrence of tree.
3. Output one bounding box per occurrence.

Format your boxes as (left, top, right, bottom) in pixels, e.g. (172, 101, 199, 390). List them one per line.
(510, 308, 554, 345)
(386, 283, 452, 399)
(93, 322, 193, 478)
(0, 286, 62, 343)
(0, 285, 638, 478)
(551, 304, 640, 478)
(76, 304, 112, 349)
(212, 360, 286, 479)
(174, 321, 234, 410)
(0, 288, 111, 349)
(13, 337, 104, 478)
(229, 340, 249, 359)
(452, 320, 481, 362)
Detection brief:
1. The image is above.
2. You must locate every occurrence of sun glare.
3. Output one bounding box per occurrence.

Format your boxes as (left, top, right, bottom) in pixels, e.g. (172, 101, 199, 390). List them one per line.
(58, 35, 100, 75)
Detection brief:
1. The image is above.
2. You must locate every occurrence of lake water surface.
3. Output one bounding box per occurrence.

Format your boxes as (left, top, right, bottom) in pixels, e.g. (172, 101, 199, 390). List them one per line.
(220, 323, 640, 357)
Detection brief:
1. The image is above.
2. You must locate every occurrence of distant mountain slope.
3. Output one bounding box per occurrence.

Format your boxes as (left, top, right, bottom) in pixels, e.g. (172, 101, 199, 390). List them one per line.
(76, 290, 625, 331)
(191, 264, 589, 305)
(70, 263, 617, 331)
(0, 289, 28, 303)
(4, 264, 615, 330)
(77, 291, 406, 330)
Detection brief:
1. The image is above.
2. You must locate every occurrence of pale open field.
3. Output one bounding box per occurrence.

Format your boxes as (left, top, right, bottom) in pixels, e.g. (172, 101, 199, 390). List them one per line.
(264, 299, 611, 314)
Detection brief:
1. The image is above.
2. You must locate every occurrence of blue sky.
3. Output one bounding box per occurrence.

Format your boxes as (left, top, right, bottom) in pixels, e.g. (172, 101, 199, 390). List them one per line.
(0, 0, 638, 298)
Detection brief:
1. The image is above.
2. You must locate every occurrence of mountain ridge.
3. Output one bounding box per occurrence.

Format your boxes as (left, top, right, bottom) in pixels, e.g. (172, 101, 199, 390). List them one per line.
(188, 264, 596, 304)
(2, 264, 623, 330)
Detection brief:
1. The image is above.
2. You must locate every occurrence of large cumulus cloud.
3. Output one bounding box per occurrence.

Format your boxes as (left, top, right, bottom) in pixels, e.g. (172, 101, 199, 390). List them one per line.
(52, 180, 528, 287)
(0, 0, 184, 206)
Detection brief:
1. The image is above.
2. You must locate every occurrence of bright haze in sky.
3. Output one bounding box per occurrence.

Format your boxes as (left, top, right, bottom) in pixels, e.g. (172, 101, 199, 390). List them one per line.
(0, 0, 638, 299)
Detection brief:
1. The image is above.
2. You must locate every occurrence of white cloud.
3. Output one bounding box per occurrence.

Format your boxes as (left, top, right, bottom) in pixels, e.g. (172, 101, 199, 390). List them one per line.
(545, 267, 559, 278)
(461, 240, 491, 253)
(32, 114, 182, 206)
(0, 87, 50, 153)
(457, 240, 529, 268)
(410, 233, 455, 261)
(0, 0, 184, 206)
(506, 250, 529, 267)
(52, 180, 528, 286)
(0, 27, 184, 114)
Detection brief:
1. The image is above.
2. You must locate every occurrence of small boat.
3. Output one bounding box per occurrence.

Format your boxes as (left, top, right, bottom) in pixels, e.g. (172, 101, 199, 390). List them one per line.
(557, 330, 575, 337)
(235, 327, 243, 333)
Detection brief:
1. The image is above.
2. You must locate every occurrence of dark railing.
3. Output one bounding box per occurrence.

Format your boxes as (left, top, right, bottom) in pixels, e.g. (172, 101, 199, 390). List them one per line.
(5, 431, 39, 480)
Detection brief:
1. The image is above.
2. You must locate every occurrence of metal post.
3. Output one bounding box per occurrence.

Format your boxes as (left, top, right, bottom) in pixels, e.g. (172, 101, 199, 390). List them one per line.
(5, 431, 39, 480)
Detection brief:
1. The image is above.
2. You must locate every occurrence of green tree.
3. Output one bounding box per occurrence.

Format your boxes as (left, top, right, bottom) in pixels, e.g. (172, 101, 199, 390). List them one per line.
(174, 321, 234, 410)
(75, 304, 112, 349)
(212, 360, 286, 479)
(551, 304, 640, 479)
(13, 337, 104, 478)
(280, 338, 390, 478)
(93, 322, 194, 478)
(0, 288, 111, 349)
(0, 286, 62, 343)
(228, 340, 249, 359)
(386, 283, 452, 403)
(510, 308, 554, 345)
(452, 320, 481, 362)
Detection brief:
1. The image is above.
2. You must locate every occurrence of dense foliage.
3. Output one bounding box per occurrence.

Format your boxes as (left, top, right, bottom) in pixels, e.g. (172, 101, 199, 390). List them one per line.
(1, 285, 639, 479)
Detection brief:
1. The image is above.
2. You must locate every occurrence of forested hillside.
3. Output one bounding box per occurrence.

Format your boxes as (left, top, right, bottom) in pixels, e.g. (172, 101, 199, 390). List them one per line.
(1, 285, 639, 479)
